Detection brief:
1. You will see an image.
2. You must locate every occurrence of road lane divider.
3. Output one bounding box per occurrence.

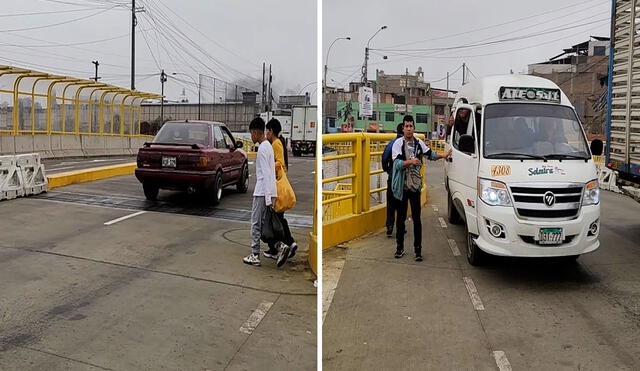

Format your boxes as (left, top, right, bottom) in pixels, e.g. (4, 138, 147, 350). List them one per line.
(104, 211, 146, 226)
(17, 153, 48, 196)
(239, 301, 274, 335)
(493, 351, 513, 371)
(463, 277, 485, 311)
(438, 217, 447, 228)
(0, 155, 25, 201)
(447, 239, 461, 256)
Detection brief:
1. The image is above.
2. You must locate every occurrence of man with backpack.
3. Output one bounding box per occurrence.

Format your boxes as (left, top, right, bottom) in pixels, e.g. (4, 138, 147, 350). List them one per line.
(381, 123, 404, 237)
(391, 115, 451, 261)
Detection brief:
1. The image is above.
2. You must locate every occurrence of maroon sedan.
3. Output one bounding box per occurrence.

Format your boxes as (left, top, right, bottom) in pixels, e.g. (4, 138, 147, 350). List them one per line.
(135, 120, 249, 205)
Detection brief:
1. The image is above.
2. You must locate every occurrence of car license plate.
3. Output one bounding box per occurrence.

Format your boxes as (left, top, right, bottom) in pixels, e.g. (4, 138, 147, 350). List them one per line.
(162, 156, 176, 168)
(538, 228, 563, 245)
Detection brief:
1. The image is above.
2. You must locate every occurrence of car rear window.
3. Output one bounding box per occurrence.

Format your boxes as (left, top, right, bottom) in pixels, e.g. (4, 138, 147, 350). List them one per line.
(154, 122, 210, 146)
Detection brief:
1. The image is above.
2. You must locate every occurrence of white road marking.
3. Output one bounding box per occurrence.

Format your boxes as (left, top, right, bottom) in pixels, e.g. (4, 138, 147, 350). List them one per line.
(493, 351, 513, 371)
(239, 301, 274, 334)
(104, 211, 146, 226)
(463, 277, 485, 311)
(431, 204, 439, 212)
(438, 217, 447, 228)
(248, 161, 255, 165)
(448, 239, 461, 256)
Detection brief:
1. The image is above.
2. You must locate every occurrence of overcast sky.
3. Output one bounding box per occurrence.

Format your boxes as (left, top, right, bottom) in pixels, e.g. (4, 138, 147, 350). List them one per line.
(1, 0, 317, 104)
(323, 0, 611, 92)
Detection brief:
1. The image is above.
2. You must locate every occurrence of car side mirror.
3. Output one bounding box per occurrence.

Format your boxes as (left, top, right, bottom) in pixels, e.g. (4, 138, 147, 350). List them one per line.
(235, 140, 243, 149)
(459, 134, 475, 154)
(590, 139, 603, 156)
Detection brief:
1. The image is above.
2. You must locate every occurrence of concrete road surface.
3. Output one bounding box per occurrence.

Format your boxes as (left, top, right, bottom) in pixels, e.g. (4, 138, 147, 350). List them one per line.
(0, 157, 316, 370)
(323, 162, 640, 371)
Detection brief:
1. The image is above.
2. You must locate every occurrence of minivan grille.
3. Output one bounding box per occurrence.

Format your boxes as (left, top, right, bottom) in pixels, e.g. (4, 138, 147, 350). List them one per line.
(509, 184, 583, 220)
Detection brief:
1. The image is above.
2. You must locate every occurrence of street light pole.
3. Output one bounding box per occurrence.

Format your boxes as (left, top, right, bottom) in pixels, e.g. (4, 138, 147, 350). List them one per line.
(324, 37, 351, 91)
(362, 26, 387, 86)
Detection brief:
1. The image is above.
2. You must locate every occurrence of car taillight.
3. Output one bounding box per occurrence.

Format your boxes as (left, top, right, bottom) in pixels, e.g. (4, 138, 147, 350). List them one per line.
(199, 156, 208, 167)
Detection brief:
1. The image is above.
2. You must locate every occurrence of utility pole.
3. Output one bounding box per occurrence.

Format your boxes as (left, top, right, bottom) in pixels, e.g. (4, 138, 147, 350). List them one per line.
(462, 62, 466, 86)
(405, 67, 409, 114)
(260, 62, 266, 111)
(445, 71, 450, 134)
(197, 74, 201, 120)
(224, 82, 227, 123)
(268, 64, 272, 111)
(160, 69, 167, 124)
(212, 77, 216, 120)
(91, 60, 101, 82)
(361, 46, 369, 86)
(131, 0, 136, 90)
(235, 84, 238, 129)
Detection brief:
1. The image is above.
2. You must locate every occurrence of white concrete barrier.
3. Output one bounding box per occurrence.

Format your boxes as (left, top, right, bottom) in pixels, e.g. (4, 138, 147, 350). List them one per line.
(81, 135, 108, 156)
(1, 134, 148, 159)
(0, 155, 25, 201)
(34, 135, 54, 159)
(16, 153, 48, 195)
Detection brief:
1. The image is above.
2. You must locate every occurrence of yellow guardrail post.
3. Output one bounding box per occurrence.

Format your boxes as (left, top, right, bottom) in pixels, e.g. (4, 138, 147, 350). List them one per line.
(362, 134, 371, 212)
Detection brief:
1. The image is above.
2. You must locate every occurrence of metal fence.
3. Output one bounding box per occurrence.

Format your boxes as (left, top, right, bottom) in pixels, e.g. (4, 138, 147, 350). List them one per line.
(0, 65, 161, 137)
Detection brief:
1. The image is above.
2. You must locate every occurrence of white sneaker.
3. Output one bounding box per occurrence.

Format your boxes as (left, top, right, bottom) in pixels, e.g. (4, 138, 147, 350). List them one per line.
(276, 243, 291, 268)
(288, 242, 298, 259)
(243, 253, 261, 266)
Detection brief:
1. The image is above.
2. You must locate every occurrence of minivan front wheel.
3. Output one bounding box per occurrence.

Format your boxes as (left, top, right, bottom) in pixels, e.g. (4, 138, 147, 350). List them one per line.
(466, 223, 487, 266)
(447, 190, 462, 225)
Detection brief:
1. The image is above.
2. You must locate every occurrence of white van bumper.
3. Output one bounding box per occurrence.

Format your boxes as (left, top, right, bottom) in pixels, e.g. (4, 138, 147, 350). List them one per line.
(474, 203, 600, 257)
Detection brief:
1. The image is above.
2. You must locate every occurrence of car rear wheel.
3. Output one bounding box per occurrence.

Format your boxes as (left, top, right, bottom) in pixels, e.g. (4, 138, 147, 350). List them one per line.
(143, 182, 159, 201)
(206, 172, 223, 205)
(237, 163, 249, 193)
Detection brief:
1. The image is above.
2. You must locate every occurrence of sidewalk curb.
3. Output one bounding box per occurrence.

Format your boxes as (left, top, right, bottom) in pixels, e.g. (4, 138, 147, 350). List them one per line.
(47, 162, 137, 190)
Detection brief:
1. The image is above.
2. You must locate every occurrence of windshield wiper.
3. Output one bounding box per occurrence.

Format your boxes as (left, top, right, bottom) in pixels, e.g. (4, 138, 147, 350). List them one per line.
(485, 152, 547, 160)
(543, 153, 589, 160)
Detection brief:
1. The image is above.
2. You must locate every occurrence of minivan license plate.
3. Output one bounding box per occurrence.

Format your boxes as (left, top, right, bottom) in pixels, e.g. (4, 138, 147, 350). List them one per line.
(162, 156, 176, 168)
(539, 228, 563, 245)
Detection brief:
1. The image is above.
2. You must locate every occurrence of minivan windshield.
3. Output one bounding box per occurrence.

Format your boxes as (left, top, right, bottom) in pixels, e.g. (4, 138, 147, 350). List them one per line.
(483, 103, 589, 160)
(153, 122, 210, 146)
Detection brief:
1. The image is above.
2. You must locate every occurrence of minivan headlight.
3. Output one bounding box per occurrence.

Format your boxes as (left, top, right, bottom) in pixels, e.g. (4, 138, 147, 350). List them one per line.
(583, 179, 599, 206)
(478, 178, 512, 206)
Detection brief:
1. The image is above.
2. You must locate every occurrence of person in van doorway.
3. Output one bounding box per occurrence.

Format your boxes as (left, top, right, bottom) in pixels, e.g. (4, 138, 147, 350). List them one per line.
(391, 115, 451, 261)
(243, 117, 291, 267)
(263, 118, 298, 261)
(381, 123, 405, 237)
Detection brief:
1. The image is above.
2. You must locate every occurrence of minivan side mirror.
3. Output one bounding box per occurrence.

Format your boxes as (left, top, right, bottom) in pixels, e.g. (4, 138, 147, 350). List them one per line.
(235, 141, 243, 149)
(590, 139, 603, 156)
(459, 134, 475, 154)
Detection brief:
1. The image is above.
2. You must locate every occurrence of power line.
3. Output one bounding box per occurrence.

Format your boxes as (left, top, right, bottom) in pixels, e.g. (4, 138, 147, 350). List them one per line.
(382, 0, 604, 49)
(0, 6, 118, 32)
(0, 8, 114, 17)
(373, 18, 609, 53)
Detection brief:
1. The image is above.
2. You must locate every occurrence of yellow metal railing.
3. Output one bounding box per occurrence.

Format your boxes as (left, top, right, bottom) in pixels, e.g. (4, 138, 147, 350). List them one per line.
(322, 133, 427, 224)
(0, 65, 161, 137)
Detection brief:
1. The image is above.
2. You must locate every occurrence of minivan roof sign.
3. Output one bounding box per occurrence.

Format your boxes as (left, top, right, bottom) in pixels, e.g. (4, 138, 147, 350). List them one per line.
(499, 86, 560, 103)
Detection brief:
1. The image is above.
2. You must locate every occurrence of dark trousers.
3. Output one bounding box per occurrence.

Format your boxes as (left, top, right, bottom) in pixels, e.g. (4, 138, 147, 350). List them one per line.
(268, 212, 295, 250)
(386, 177, 396, 230)
(396, 189, 422, 254)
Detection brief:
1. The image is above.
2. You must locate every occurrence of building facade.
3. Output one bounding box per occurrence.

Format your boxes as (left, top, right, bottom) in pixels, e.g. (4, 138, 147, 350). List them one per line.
(528, 37, 610, 134)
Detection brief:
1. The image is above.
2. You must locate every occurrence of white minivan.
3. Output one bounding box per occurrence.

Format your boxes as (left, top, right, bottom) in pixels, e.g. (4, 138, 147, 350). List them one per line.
(445, 75, 604, 265)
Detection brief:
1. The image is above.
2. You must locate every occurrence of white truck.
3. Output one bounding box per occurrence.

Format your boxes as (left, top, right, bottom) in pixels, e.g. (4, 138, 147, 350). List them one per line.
(260, 111, 293, 146)
(445, 75, 604, 265)
(606, 0, 640, 188)
(291, 105, 317, 156)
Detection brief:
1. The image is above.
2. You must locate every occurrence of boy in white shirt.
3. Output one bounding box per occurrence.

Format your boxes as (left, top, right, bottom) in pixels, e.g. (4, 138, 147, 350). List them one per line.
(243, 117, 291, 267)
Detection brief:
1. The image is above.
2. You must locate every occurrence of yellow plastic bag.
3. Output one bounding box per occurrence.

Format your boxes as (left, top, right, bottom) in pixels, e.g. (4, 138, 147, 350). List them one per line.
(275, 163, 296, 213)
